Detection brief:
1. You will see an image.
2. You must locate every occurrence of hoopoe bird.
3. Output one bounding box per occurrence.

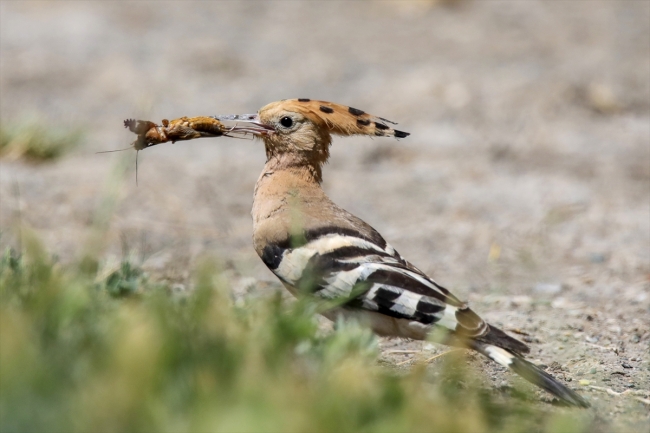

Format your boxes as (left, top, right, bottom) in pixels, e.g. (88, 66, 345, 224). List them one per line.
(216, 99, 589, 408)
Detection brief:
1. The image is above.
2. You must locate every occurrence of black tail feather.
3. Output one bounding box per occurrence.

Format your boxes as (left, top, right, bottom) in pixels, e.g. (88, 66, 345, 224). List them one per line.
(478, 325, 530, 355)
(508, 355, 590, 408)
(473, 342, 590, 408)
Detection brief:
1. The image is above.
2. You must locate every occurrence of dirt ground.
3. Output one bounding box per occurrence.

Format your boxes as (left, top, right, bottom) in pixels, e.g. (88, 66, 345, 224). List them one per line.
(1, 1, 648, 429)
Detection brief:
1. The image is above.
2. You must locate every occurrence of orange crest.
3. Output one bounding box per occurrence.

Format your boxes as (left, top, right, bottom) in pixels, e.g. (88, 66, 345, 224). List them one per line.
(259, 99, 410, 139)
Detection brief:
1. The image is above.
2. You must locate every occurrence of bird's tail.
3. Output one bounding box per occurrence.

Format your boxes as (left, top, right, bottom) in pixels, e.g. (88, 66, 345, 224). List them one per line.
(471, 342, 590, 408)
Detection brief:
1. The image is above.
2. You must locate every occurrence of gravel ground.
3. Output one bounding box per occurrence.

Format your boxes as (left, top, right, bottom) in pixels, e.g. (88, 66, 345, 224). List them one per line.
(1, 1, 648, 429)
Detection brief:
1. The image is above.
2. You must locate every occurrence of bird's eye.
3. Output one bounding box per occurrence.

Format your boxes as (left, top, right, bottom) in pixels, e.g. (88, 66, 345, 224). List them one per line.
(280, 116, 293, 128)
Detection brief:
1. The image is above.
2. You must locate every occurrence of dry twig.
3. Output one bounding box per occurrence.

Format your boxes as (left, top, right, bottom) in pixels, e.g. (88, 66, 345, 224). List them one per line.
(395, 349, 463, 366)
(587, 385, 650, 405)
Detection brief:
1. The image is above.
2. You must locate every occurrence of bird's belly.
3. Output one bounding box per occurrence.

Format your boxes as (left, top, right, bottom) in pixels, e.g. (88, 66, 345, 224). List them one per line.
(321, 307, 432, 340)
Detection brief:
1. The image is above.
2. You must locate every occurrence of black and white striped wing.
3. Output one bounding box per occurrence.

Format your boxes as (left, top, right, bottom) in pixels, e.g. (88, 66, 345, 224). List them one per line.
(260, 225, 590, 407)
(260, 226, 487, 338)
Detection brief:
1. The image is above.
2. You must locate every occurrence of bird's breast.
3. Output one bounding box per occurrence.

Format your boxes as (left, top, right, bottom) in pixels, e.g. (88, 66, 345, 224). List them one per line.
(251, 168, 326, 256)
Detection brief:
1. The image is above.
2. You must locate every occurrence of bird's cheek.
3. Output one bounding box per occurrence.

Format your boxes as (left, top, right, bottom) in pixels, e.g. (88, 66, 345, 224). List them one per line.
(291, 131, 318, 151)
(294, 141, 315, 152)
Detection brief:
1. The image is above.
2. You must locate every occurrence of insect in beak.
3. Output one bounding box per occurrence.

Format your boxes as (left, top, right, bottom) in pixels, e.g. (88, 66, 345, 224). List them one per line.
(211, 114, 276, 137)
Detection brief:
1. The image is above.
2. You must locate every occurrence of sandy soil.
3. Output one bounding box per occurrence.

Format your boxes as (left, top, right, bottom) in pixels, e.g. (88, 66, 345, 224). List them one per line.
(1, 1, 648, 428)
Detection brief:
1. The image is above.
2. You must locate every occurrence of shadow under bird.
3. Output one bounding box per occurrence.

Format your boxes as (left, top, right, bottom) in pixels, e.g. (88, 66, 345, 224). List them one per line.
(127, 98, 590, 407)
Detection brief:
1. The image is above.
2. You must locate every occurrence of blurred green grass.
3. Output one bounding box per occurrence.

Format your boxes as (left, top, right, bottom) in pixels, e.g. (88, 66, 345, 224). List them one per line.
(0, 234, 593, 433)
(0, 120, 82, 162)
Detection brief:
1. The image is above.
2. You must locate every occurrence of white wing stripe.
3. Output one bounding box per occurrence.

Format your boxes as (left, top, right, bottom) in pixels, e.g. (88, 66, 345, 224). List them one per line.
(319, 266, 375, 299)
(372, 263, 450, 300)
(275, 234, 391, 284)
(393, 290, 422, 313)
(275, 247, 316, 284)
(437, 305, 460, 331)
(306, 234, 388, 255)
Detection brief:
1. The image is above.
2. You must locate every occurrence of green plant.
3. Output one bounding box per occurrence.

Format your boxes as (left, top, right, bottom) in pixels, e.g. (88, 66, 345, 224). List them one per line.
(0, 241, 595, 433)
(0, 120, 82, 161)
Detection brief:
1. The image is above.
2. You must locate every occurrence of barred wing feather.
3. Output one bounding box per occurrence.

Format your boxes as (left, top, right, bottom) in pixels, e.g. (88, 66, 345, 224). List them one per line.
(262, 226, 486, 338)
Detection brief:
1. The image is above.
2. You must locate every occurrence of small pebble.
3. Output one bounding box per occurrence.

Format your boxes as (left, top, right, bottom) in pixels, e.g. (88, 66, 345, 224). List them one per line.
(622, 363, 633, 369)
(579, 379, 590, 386)
(534, 282, 562, 294)
(589, 253, 606, 263)
(590, 368, 597, 374)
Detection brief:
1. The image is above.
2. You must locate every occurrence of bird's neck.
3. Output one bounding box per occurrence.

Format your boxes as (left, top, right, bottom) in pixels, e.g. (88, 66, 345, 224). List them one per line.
(262, 152, 323, 184)
(251, 153, 330, 251)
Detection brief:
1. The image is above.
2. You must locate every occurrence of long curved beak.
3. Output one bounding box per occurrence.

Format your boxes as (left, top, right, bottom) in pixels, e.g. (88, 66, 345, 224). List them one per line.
(211, 114, 275, 137)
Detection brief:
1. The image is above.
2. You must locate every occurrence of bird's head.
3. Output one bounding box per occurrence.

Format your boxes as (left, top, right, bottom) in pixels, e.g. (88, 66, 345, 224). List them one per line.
(216, 99, 409, 167)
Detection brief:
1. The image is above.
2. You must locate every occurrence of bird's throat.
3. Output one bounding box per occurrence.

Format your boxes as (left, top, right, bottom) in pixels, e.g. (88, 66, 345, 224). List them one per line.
(262, 152, 324, 184)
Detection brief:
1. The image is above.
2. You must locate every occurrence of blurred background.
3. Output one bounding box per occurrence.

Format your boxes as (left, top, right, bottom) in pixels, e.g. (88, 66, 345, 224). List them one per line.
(1, 1, 649, 430)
